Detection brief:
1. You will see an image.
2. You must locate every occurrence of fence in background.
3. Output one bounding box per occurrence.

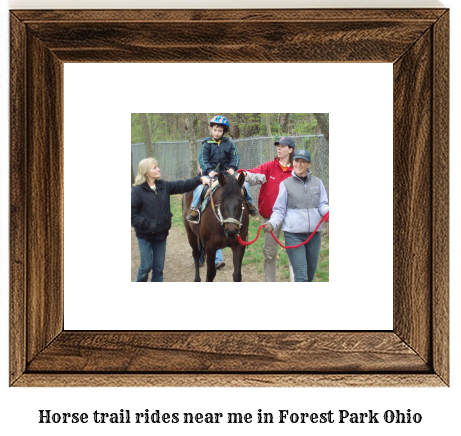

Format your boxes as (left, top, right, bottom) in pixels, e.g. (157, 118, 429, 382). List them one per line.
(132, 134, 329, 205)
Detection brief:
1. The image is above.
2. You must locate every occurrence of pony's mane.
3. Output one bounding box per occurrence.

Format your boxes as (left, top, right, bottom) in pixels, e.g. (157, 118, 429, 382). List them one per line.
(220, 175, 244, 202)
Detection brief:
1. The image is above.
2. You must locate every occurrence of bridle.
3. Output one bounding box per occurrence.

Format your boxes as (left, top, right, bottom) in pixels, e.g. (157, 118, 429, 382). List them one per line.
(217, 201, 245, 230)
(209, 183, 245, 233)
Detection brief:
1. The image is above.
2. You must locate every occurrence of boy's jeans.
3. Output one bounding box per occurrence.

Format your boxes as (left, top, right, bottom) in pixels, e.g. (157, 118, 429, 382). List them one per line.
(191, 175, 253, 208)
(284, 232, 321, 282)
(136, 237, 167, 282)
(199, 248, 223, 266)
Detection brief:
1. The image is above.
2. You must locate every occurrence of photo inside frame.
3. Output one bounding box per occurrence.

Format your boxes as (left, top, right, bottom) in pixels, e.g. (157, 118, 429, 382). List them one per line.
(130, 113, 329, 282)
(63, 63, 393, 331)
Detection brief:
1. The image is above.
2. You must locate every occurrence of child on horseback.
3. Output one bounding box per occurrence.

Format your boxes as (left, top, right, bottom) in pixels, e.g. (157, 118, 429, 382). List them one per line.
(185, 115, 257, 223)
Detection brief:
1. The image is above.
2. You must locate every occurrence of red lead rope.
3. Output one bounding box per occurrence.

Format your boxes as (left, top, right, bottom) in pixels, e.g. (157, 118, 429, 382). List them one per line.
(237, 211, 329, 249)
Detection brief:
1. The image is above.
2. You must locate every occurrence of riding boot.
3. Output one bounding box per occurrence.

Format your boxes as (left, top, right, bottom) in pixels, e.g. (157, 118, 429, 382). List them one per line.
(186, 208, 200, 223)
(247, 202, 258, 216)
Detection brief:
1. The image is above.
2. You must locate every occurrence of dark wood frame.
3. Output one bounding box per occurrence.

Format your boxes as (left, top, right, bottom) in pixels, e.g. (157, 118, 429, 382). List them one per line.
(10, 9, 449, 387)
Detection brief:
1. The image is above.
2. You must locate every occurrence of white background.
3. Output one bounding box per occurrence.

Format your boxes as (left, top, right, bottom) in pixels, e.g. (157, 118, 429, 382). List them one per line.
(63, 63, 392, 331)
(1, 1, 458, 436)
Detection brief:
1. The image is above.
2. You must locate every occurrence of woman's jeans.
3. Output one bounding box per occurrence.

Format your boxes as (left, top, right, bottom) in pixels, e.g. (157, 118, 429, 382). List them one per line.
(284, 231, 321, 282)
(136, 237, 167, 282)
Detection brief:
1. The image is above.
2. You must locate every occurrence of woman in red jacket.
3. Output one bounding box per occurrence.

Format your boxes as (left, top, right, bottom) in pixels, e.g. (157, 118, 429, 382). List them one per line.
(238, 137, 296, 282)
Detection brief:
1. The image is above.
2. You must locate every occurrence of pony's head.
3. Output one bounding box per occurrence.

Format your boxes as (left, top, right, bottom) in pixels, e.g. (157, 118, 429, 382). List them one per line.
(218, 172, 246, 239)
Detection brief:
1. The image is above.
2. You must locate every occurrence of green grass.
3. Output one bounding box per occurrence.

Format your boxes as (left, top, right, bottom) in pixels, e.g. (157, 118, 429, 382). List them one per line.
(169, 194, 329, 282)
(315, 234, 329, 282)
(170, 195, 187, 230)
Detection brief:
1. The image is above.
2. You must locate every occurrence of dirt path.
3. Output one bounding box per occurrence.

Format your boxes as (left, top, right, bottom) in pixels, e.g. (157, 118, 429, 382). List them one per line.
(131, 226, 266, 282)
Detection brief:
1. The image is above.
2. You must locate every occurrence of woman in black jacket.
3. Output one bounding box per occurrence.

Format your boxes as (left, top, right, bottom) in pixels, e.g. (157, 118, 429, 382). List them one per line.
(131, 157, 208, 282)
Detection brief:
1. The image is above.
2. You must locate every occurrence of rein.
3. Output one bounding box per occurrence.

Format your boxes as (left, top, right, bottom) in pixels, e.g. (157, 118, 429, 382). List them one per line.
(237, 211, 329, 249)
(208, 184, 222, 223)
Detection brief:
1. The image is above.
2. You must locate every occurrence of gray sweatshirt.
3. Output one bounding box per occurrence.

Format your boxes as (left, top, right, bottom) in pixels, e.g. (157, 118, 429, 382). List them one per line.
(269, 170, 329, 234)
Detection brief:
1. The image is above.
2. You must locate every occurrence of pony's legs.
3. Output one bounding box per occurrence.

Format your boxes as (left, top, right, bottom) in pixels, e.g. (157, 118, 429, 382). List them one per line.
(205, 245, 218, 282)
(183, 227, 202, 282)
(231, 243, 246, 282)
(182, 192, 202, 282)
(192, 244, 202, 282)
(193, 241, 206, 282)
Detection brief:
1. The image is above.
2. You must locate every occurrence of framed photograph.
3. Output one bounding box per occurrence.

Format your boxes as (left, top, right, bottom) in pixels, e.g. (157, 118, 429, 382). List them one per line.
(10, 9, 449, 387)
(129, 112, 330, 284)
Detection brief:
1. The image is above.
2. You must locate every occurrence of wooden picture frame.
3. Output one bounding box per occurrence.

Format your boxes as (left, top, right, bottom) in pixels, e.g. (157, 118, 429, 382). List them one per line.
(10, 9, 449, 387)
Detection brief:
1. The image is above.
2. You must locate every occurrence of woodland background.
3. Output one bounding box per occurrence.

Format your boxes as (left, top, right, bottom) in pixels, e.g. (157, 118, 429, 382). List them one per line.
(131, 113, 329, 202)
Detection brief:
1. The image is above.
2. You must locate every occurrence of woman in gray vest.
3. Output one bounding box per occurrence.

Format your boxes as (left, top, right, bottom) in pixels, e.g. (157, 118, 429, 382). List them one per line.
(264, 149, 329, 282)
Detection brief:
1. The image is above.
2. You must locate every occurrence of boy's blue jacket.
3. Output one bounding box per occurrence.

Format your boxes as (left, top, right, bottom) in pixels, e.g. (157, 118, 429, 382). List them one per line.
(199, 136, 240, 176)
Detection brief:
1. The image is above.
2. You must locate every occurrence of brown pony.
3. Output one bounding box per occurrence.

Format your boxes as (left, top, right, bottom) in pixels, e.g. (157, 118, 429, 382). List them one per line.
(182, 172, 249, 282)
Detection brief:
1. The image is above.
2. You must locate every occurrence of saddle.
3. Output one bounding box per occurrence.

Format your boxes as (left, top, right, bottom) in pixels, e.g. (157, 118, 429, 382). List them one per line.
(198, 179, 249, 215)
(199, 180, 220, 214)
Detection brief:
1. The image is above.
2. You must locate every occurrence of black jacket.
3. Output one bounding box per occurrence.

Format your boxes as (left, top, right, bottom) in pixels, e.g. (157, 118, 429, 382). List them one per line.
(198, 136, 240, 176)
(131, 175, 201, 241)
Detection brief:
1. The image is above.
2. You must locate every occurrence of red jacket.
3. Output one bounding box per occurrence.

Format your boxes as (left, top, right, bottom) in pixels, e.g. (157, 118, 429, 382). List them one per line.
(238, 158, 293, 219)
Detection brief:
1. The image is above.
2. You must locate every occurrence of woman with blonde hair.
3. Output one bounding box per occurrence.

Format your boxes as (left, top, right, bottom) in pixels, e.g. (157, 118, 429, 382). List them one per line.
(131, 157, 208, 282)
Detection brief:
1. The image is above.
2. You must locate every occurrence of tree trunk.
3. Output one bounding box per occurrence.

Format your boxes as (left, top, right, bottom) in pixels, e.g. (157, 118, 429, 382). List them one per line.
(199, 113, 210, 139)
(279, 113, 291, 133)
(139, 113, 154, 157)
(312, 114, 329, 190)
(313, 113, 329, 142)
(185, 113, 199, 177)
(223, 113, 241, 139)
(265, 113, 272, 137)
(265, 114, 274, 160)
